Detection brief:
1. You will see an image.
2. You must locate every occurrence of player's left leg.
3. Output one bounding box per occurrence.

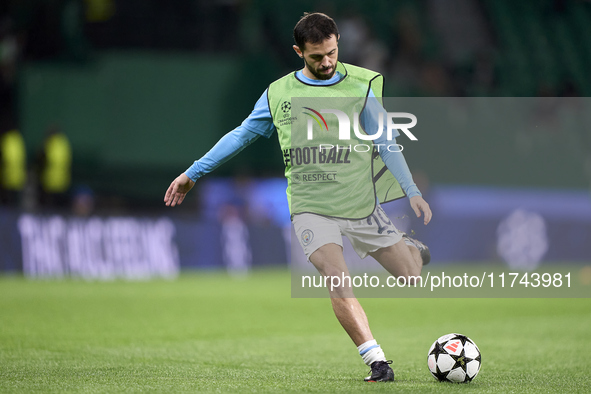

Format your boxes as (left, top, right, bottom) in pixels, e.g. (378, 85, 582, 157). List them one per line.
(369, 239, 423, 283)
(344, 204, 426, 280)
(402, 233, 431, 266)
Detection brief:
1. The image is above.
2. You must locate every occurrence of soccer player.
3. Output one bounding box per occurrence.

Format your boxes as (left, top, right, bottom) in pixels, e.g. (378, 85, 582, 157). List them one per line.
(164, 12, 432, 382)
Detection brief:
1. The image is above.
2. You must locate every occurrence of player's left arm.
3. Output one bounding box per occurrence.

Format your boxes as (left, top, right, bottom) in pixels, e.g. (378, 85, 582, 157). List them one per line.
(380, 144, 432, 225)
(362, 92, 432, 225)
(409, 195, 432, 226)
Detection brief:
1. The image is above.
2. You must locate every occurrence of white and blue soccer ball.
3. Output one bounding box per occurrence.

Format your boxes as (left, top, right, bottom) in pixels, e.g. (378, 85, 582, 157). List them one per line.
(427, 333, 481, 383)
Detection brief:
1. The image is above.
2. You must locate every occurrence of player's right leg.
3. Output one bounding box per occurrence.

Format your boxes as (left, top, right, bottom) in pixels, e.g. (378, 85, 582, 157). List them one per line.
(292, 214, 394, 382)
(308, 243, 394, 382)
(308, 243, 370, 341)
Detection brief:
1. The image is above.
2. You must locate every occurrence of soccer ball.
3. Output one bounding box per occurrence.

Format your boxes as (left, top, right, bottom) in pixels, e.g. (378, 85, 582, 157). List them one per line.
(427, 333, 481, 383)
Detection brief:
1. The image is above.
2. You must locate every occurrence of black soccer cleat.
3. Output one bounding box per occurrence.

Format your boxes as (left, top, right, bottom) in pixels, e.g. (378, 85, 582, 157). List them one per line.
(364, 360, 395, 382)
(402, 233, 431, 266)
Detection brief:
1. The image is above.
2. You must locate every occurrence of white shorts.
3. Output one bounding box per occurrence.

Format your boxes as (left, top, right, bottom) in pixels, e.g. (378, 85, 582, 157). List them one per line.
(292, 204, 403, 259)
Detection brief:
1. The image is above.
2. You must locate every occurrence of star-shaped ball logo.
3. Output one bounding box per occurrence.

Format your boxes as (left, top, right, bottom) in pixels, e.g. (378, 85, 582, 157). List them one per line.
(281, 101, 291, 113)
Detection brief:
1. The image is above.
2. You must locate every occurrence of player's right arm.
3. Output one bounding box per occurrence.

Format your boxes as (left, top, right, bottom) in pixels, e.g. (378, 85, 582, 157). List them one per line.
(164, 173, 195, 207)
(164, 89, 275, 207)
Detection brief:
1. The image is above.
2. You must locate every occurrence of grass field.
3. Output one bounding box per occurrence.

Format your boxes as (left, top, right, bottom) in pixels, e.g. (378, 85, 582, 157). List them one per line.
(1, 268, 590, 393)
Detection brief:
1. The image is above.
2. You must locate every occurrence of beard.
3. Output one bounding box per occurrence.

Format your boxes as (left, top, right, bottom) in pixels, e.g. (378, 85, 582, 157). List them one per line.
(304, 57, 336, 80)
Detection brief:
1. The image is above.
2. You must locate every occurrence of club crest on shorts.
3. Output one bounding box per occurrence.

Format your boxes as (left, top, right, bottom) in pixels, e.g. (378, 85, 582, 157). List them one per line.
(301, 229, 314, 246)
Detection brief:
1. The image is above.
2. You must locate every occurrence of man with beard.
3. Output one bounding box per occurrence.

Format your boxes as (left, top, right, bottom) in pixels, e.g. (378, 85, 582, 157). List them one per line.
(165, 12, 432, 382)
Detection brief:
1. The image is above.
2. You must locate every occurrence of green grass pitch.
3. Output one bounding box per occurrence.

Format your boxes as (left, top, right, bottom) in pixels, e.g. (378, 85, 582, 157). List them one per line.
(1, 269, 590, 393)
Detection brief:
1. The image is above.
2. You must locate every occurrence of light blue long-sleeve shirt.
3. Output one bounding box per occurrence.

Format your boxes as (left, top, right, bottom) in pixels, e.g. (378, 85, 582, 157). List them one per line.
(185, 70, 421, 198)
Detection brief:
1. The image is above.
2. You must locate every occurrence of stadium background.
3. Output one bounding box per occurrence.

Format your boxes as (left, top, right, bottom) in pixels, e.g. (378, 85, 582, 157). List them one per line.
(1, 1, 591, 392)
(1, 0, 590, 275)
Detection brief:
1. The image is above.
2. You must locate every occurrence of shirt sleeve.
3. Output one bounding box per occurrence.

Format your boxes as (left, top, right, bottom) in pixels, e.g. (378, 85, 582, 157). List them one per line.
(184, 89, 276, 181)
(377, 139, 422, 198)
(361, 89, 420, 198)
(240, 89, 276, 138)
(359, 89, 400, 140)
(184, 127, 261, 181)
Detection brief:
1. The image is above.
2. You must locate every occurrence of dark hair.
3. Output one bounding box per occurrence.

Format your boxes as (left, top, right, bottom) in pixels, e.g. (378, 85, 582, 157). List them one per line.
(293, 12, 339, 50)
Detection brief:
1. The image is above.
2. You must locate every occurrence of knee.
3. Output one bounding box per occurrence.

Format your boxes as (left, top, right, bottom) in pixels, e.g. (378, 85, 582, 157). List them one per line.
(330, 286, 355, 298)
(316, 269, 354, 296)
(399, 266, 422, 285)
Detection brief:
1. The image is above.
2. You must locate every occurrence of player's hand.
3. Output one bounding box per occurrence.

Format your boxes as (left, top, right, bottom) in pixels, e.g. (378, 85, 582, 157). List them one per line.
(164, 173, 195, 207)
(410, 195, 432, 225)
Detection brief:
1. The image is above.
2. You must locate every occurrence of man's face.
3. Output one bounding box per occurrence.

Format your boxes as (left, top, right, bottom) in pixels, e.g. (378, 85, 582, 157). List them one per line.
(294, 34, 339, 80)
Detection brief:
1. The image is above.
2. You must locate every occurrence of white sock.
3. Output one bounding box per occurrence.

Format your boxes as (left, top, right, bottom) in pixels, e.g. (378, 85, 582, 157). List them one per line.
(357, 339, 387, 366)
